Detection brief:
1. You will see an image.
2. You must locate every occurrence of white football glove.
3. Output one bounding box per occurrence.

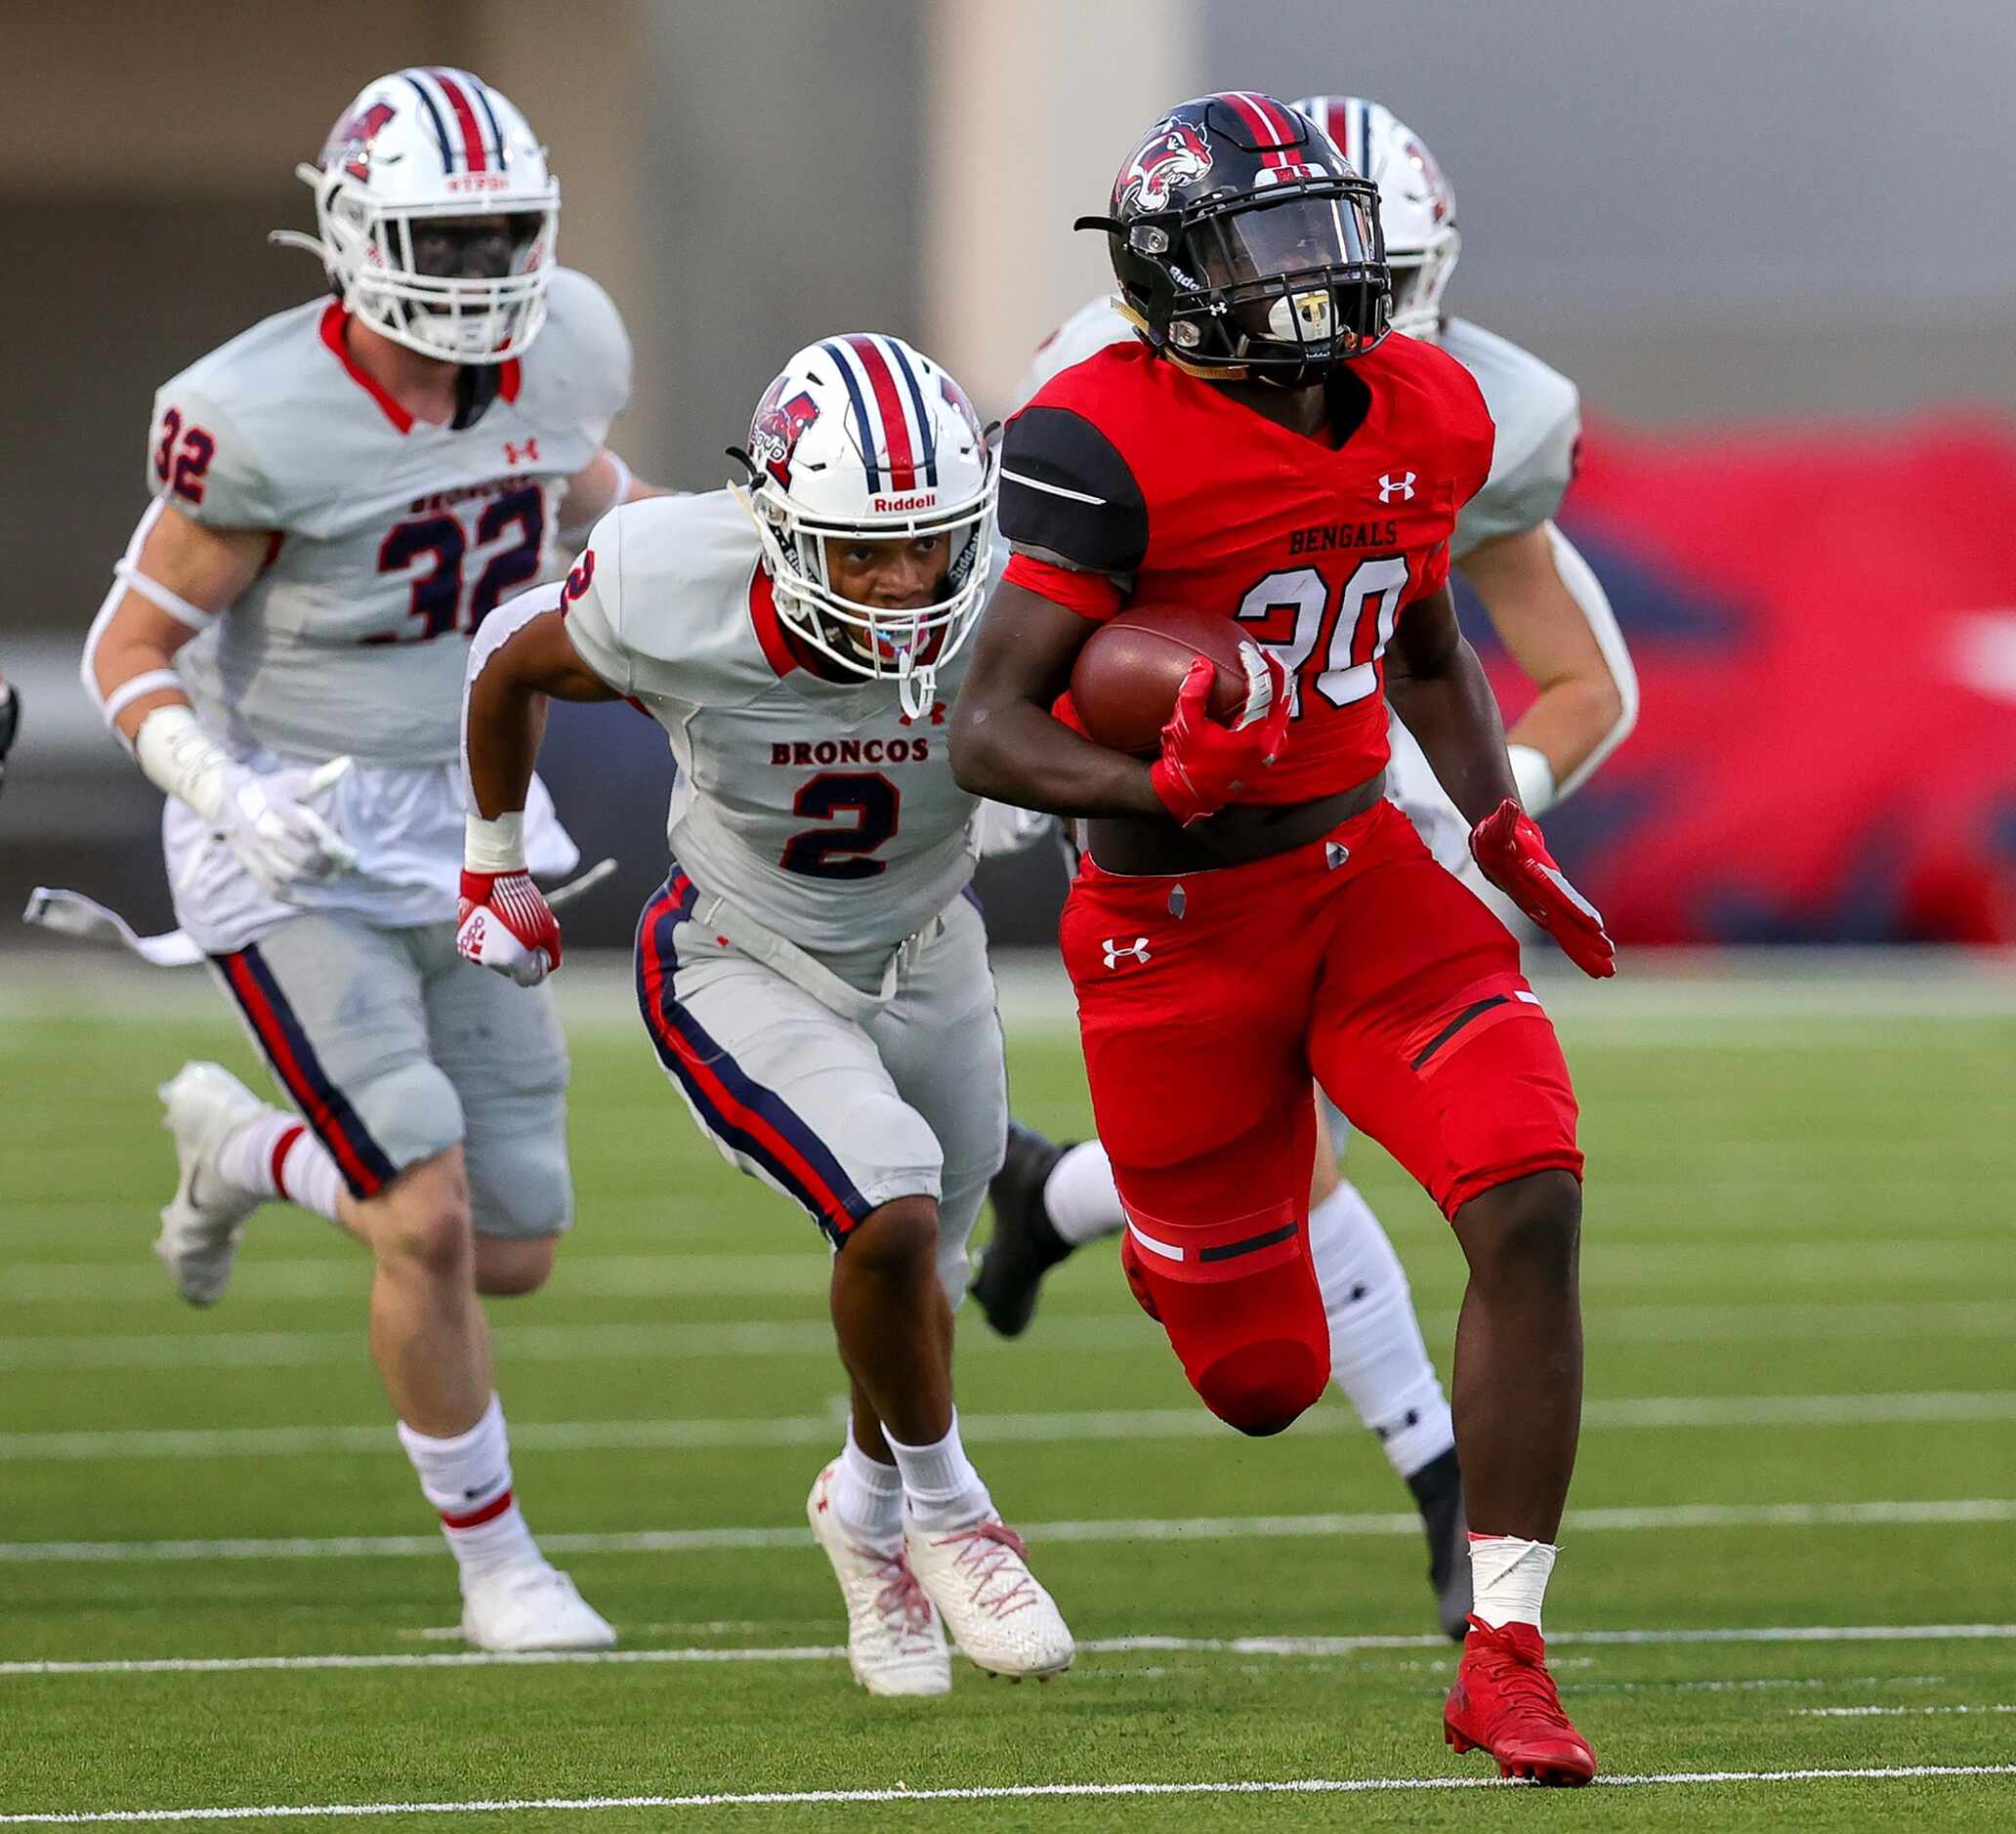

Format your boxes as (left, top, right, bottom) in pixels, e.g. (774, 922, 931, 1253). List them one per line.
(134, 708, 358, 903)
(207, 758, 359, 900)
(973, 799, 1060, 858)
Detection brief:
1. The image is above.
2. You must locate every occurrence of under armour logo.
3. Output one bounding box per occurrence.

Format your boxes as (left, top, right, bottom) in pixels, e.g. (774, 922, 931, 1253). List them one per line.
(897, 700, 948, 729)
(1377, 471, 1416, 502)
(1102, 937, 1152, 969)
(505, 437, 540, 466)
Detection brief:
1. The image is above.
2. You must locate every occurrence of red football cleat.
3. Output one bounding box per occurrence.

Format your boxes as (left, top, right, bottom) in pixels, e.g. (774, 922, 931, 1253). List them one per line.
(1444, 1615, 1597, 1786)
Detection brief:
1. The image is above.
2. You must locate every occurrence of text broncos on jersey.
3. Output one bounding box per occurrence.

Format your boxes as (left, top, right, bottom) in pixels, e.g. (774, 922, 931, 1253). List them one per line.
(771, 737, 934, 768)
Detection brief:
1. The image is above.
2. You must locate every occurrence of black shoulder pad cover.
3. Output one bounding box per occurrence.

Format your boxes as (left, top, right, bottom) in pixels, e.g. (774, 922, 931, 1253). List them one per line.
(999, 406, 1148, 576)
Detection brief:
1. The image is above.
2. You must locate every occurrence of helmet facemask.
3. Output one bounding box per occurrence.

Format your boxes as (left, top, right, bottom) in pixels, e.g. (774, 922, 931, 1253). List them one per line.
(1170, 183, 1389, 381)
(736, 468, 996, 721)
(305, 167, 559, 363)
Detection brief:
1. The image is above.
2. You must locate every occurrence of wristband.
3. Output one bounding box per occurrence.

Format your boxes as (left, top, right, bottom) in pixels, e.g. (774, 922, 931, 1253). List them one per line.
(1508, 743, 1556, 817)
(133, 704, 238, 824)
(464, 810, 528, 873)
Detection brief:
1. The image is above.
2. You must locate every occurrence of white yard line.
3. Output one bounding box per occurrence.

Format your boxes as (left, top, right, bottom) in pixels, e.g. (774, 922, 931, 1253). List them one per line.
(3, 1629, 2011, 1682)
(4, 1394, 2011, 1462)
(1, 1766, 2013, 1824)
(6, 1302, 2007, 1367)
(3, 1503, 2011, 1566)
(1795, 1704, 2015, 1718)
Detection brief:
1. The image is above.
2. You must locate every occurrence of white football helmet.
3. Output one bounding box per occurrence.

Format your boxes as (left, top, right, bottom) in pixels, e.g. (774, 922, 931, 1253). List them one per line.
(1294, 96, 1458, 341)
(733, 334, 997, 720)
(272, 68, 560, 363)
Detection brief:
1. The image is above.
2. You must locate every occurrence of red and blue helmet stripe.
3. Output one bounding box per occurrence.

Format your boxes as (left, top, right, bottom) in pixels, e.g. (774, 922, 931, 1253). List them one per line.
(400, 66, 507, 173)
(818, 334, 941, 494)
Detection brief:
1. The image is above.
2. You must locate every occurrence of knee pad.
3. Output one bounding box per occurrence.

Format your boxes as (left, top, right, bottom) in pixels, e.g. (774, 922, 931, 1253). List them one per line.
(465, 1111, 573, 1241)
(1127, 1240, 1330, 1436)
(1194, 1336, 1329, 1438)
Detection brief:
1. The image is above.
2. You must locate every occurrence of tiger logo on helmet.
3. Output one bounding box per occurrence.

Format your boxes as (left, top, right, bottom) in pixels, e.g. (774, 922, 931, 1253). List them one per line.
(1118, 117, 1214, 213)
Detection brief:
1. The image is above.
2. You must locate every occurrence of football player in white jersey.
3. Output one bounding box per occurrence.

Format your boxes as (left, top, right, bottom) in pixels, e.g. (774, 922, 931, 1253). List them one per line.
(972, 95, 1639, 1640)
(458, 333, 1074, 1697)
(82, 68, 669, 1651)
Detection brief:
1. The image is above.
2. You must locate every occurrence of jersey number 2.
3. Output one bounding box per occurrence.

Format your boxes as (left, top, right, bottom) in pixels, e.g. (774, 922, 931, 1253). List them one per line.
(1235, 555, 1411, 716)
(780, 772, 901, 880)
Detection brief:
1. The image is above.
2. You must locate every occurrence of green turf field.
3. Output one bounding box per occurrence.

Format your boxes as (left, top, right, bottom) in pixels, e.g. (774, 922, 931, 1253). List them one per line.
(2, 964, 2013, 1829)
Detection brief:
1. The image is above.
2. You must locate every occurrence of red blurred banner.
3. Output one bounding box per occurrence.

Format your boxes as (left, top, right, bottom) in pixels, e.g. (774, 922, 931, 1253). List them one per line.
(1471, 416, 2016, 943)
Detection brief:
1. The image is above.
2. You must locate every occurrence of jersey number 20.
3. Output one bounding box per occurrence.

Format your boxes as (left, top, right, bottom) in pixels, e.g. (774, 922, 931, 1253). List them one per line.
(1236, 555, 1411, 717)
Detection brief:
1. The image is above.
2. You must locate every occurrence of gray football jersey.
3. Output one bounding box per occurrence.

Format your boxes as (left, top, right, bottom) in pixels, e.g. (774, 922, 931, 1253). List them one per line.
(1436, 316, 1579, 560)
(560, 492, 980, 956)
(1013, 299, 1578, 561)
(150, 268, 631, 766)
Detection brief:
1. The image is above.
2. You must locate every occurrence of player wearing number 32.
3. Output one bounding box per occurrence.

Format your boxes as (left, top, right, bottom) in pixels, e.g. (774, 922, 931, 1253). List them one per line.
(459, 333, 1073, 1698)
(83, 69, 668, 1651)
(950, 95, 1611, 1782)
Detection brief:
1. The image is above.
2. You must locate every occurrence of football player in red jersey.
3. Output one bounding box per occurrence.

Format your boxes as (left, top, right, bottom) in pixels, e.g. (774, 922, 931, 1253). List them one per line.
(951, 94, 1612, 1785)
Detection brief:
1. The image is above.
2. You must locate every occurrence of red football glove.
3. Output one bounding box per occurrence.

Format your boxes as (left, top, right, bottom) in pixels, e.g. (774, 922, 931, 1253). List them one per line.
(456, 869, 564, 986)
(1149, 647, 1292, 826)
(1469, 799, 1616, 979)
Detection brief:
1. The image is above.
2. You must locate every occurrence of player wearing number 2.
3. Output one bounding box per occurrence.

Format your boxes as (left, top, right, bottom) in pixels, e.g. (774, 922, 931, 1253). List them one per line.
(82, 68, 667, 1650)
(458, 333, 1073, 1697)
(951, 94, 1611, 1782)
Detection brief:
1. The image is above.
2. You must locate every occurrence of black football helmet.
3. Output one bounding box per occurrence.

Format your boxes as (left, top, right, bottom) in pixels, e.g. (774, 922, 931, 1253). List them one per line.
(1076, 92, 1389, 383)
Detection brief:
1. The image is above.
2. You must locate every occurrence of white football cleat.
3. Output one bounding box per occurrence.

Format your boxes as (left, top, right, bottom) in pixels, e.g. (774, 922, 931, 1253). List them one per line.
(807, 1462, 950, 1696)
(154, 1062, 269, 1307)
(460, 1564, 616, 1652)
(905, 1514, 1073, 1681)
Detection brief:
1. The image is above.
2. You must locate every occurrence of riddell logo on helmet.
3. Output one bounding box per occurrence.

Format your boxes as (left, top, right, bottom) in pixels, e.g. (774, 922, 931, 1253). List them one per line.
(1121, 118, 1213, 212)
(872, 494, 937, 513)
(444, 173, 511, 193)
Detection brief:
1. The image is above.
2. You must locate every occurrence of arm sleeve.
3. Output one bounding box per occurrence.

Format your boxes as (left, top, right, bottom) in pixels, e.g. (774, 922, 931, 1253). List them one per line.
(145, 381, 275, 530)
(997, 404, 1148, 616)
(554, 510, 635, 695)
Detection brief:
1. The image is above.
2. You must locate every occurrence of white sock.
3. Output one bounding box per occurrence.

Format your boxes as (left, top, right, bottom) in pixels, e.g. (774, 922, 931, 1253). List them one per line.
(884, 1410, 992, 1532)
(1307, 1180, 1455, 1480)
(1044, 1140, 1127, 1246)
(216, 1110, 343, 1225)
(830, 1422, 903, 1546)
(396, 1394, 542, 1583)
(1469, 1533, 1558, 1633)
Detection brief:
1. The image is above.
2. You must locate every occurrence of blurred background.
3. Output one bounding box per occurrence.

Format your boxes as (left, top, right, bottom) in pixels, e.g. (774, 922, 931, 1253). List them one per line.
(5, 0, 2016, 949)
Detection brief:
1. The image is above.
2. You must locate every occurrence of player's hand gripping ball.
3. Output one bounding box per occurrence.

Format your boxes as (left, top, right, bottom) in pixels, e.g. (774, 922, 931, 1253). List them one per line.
(1069, 604, 1259, 754)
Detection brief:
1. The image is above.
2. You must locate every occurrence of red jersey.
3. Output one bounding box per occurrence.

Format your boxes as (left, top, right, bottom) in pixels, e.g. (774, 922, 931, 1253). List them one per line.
(998, 335, 1494, 802)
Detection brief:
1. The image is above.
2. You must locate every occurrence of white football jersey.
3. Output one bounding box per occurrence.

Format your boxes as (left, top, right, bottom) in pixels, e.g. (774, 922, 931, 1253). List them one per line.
(1012, 300, 1578, 562)
(558, 491, 981, 960)
(151, 267, 630, 766)
(147, 267, 627, 952)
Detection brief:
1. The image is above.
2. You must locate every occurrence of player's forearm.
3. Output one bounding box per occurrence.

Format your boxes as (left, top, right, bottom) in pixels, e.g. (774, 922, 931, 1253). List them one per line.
(1505, 679, 1623, 790)
(949, 697, 1163, 818)
(1387, 637, 1521, 826)
(464, 659, 548, 827)
(93, 630, 194, 747)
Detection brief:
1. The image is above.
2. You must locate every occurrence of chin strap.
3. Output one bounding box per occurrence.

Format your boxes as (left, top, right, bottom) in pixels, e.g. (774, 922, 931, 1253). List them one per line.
(1113, 298, 1251, 382)
(898, 653, 936, 723)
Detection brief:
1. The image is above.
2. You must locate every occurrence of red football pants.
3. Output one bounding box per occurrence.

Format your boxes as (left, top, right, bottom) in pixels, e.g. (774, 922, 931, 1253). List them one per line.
(1060, 798, 1582, 1435)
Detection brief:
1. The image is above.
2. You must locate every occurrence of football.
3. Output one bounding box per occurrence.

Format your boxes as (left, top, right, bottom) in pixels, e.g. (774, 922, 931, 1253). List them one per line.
(1069, 602, 1253, 755)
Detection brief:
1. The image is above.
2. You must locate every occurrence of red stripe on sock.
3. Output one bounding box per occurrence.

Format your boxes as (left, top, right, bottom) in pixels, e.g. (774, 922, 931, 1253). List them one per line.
(441, 1488, 514, 1531)
(270, 1123, 306, 1201)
